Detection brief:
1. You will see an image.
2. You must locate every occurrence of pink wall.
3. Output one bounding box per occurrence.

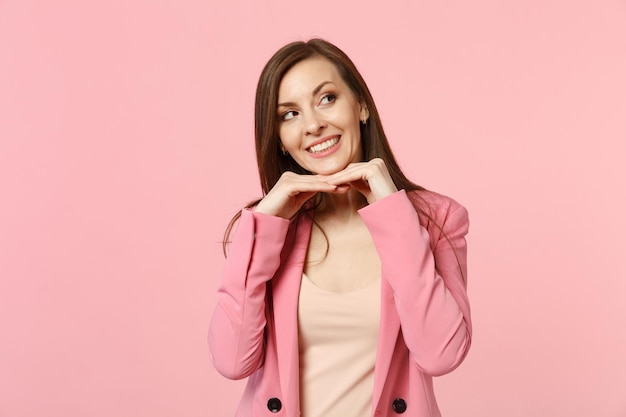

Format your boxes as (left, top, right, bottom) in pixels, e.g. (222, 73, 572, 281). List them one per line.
(1, 1, 625, 416)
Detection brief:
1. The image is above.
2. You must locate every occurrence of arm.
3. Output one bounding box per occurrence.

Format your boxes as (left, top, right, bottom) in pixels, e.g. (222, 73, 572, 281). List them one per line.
(209, 171, 347, 379)
(359, 190, 471, 376)
(208, 209, 289, 380)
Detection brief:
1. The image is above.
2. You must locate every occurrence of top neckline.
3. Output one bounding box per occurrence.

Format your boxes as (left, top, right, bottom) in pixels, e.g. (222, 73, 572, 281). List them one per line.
(302, 272, 381, 295)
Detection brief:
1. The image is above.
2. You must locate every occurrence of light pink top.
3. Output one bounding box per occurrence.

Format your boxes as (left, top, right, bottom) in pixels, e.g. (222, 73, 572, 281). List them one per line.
(298, 273, 381, 417)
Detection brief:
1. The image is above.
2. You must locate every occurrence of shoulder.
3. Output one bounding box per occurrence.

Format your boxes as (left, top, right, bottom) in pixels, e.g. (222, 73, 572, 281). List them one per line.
(406, 189, 469, 238)
(406, 189, 466, 214)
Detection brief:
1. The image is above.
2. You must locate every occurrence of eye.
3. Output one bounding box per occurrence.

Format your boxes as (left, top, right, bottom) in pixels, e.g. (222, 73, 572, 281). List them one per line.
(280, 110, 298, 121)
(320, 93, 336, 105)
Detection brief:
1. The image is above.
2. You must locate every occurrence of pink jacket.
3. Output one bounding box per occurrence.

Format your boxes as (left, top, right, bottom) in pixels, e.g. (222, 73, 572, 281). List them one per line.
(208, 190, 471, 417)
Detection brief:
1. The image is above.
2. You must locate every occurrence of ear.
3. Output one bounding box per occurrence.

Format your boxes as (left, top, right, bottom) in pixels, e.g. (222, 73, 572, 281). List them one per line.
(359, 103, 370, 124)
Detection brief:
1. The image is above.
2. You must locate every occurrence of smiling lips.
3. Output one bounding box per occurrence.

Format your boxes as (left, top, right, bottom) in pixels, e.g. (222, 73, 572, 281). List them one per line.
(307, 136, 340, 154)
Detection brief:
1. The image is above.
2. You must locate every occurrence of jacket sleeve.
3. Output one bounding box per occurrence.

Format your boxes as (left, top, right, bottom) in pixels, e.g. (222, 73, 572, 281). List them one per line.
(208, 209, 290, 380)
(358, 190, 471, 376)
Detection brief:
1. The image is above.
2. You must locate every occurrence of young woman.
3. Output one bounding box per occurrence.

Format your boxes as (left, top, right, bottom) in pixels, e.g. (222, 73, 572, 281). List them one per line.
(208, 38, 472, 417)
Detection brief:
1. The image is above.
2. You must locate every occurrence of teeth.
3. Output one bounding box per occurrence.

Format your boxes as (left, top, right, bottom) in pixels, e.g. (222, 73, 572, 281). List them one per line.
(308, 137, 339, 153)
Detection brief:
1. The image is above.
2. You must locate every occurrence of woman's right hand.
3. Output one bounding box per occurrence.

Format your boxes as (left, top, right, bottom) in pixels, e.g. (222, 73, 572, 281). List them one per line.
(254, 171, 347, 219)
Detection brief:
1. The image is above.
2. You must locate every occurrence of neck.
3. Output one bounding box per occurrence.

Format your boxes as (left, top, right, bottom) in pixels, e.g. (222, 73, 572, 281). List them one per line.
(316, 188, 367, 222)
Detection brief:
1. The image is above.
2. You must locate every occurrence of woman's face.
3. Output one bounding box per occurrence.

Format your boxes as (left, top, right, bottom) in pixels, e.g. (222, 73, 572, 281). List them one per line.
(276, 57, 368, 175)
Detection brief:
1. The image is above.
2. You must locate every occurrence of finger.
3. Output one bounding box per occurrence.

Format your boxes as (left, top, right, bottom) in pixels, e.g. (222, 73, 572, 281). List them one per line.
(325, 184, 351, 194)
(321, 168, 370, 186)
(284, 181, 341, 197)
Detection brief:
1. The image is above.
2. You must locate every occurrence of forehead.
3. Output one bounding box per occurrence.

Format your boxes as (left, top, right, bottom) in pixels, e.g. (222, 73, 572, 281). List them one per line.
(277, 57, 345, 100)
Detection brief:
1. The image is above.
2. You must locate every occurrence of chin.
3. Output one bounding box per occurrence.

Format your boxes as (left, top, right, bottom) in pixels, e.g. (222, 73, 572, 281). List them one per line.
(298, 152, 356, 175)
(312, 164, 348, 176)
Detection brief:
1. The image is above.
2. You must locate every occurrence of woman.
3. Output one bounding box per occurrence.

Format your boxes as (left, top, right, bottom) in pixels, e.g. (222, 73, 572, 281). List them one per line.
(208, 38, 471, 417)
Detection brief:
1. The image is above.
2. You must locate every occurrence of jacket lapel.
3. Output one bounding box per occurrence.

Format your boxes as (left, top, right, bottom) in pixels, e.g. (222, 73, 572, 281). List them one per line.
(372, 264, 401, 411)
(271, 214, 312, 409)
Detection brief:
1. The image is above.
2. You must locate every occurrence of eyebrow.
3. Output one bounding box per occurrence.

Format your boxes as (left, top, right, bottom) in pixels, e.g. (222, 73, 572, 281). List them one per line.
(277, 81, 334, 108)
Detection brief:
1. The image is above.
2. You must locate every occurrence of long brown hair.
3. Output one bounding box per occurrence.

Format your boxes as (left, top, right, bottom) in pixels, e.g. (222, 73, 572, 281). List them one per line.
(223, 39, 434, 256)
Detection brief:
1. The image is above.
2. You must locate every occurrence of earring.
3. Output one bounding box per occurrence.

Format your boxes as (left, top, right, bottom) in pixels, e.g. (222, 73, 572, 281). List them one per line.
(280, 145, 288, 155)
(361, 108, 370, 125)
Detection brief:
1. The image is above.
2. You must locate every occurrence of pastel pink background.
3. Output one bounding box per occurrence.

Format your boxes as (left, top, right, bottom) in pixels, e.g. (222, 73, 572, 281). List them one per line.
(1, 1, 625, 416)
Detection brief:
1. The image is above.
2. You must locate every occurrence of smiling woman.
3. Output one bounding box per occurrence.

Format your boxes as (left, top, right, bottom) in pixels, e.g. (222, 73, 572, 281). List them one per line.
(208, 38, 472, 417)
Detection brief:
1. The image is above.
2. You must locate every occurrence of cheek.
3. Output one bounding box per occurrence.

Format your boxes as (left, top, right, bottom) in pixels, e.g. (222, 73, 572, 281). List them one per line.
(335, 104, 361, 128)
(279, 124, 299, 149)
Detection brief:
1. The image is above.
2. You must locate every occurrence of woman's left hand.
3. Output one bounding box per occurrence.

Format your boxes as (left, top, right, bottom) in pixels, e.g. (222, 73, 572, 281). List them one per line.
(320, 158, 398, 205)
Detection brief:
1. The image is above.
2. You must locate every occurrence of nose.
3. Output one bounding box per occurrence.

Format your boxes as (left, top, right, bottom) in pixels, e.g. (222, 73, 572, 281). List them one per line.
(303, 110, 325, 135)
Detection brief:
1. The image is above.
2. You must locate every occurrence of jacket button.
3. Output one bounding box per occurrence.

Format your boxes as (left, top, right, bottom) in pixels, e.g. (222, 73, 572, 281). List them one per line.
(392, 398, 407, 414)
(267, 397, 282, 413)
